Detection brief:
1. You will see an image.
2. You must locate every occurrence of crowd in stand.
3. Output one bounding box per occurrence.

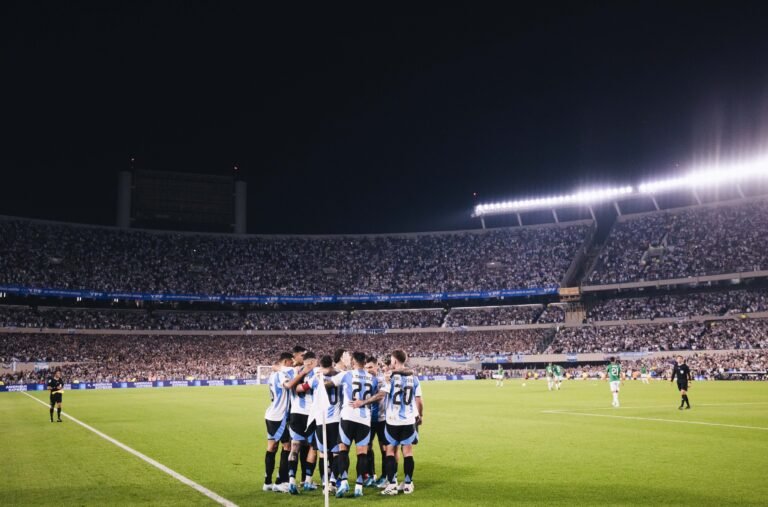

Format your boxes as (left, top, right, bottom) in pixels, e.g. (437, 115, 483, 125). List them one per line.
(444, 305, 543, 326)
(0, 304, 577, 330)
(0, 219, 588, 295)
(589, 200, 768, 284)
(346, 309, 444, 329)
(4, 315, 767, 383)
(545, 323, 707, 353)
(536, 305, 565, 323)
(545, 319, 768, 354)
(587, 289, 768, 321)
(0, 329, 549, 384)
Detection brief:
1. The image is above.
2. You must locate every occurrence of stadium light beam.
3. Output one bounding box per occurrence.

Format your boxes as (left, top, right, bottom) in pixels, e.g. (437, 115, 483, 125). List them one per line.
(638, 156, 768, 194)
(473, 186, 633, 217)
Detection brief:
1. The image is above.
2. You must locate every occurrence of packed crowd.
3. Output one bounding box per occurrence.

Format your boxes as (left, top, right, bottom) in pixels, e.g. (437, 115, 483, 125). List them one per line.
(0, 304, 577, 331)
(587, 289, 768, 321)
(536, 305, 566, 323)
(0, 219, 589, 295)
(346, 309, 444, 329)
(589, 200, 768, 284)
(545, 323, 707, 353)
(545, 318, 768, 354)
(0, 329, 550, 384)
(444, 305, 543, 326)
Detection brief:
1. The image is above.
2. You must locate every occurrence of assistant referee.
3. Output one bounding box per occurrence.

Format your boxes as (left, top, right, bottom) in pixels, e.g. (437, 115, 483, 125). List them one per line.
(670, 355, 692, 410)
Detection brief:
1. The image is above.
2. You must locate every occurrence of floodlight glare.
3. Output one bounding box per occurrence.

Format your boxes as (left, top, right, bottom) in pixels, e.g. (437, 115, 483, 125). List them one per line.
(474, 185, 633, 216)
(472, 153, 768, 218)
(639, 156, 768, 194)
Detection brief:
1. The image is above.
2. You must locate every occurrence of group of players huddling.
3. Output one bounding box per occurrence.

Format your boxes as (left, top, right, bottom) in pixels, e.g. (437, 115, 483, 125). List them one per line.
(263, 346, 423, 498)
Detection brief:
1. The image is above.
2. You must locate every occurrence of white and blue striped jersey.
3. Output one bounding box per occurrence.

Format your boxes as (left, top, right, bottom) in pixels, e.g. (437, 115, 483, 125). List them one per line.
(382, 373, 422, 426)
(310, 373, 342, 424)
(288, 368, 315, 416)
(374, 373, 387, 422)
(264, 367, 294, 422)
(331, 369, 379, 426)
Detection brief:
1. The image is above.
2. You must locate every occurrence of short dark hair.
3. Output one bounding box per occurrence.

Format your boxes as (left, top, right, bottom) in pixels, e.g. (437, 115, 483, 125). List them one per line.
(608, 356, 615, 363)
(392, 350, 407, 364)
(352, 351, 367, 366)
(320, 355, 333, 368)
(383, 357, 391, 367)
(333, 348, 346, 364)
(279, 352, 293, 362)
(292, 345, 307, 354)
(366, 355, 377, 365)
(303, 351, 316, 360)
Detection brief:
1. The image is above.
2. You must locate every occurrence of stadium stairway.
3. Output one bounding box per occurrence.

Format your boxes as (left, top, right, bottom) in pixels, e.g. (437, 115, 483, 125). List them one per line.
(536, 327, 558, 353)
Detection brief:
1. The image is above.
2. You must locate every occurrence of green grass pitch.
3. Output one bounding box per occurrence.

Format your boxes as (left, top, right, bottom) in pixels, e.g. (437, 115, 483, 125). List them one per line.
(2, 380, 768, 506)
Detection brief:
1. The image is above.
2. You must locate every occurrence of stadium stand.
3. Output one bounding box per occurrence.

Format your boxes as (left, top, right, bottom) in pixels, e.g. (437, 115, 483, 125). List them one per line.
(0, 218, 590, 295)
(588, 199, 768, 285)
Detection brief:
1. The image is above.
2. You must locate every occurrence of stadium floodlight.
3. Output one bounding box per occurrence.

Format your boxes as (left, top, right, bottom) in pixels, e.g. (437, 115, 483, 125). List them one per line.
(638, 155, 768, 194)
(473, 186, 633, 217)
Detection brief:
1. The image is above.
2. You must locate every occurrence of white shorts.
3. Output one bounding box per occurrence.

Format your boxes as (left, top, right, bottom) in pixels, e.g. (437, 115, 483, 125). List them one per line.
(492, 374, 504, 380)
(555, 375, 563, 382)
(609, 381, 621, 392)
(641, 374, 649, 379)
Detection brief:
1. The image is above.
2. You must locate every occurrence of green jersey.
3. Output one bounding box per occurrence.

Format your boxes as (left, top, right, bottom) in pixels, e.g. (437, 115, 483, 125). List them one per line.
(641, 366, 647, 374)
(497, 366, 504, 376)
(545, 365, 554, 376)
(554, 365, 564, 376)
(606, 363, 621, 382)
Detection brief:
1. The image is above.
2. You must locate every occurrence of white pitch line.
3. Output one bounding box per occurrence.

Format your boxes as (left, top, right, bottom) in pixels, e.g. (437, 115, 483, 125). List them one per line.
(542, 409, 768, 431)
(545, 401, 768, 412)
(22, 392, 238, 507)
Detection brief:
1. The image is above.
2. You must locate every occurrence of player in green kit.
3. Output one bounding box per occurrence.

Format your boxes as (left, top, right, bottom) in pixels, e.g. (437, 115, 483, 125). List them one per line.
(553, 364, 564, 390)
(640, 365, 650, 384)
(606, 358, 621, 407)
(545, 363, 555, 391)
(494, 365, 505, 387)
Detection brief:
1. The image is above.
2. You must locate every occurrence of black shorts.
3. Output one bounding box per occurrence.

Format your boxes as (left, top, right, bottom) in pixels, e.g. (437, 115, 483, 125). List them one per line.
(266, 418, 290, 443)
(384, 423, 418, 446)
(339, 420, 371, 447)
(373, 420, 387, 446)
(50, 393, 62, 404)
(289, 413, 315, 443)
(314, 421, 340, 454)
(677, 381, 689, 391)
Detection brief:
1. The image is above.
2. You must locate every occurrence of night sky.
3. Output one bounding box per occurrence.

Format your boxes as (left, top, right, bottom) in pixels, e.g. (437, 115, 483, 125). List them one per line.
(2, 2, 768, 233)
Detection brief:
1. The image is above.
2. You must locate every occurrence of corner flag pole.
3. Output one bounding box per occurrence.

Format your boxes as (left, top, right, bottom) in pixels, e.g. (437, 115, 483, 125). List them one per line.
(319, 373, 331, 507)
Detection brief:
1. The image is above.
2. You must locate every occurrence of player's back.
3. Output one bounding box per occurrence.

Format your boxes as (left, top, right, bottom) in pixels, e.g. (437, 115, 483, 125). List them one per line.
(289, 368, 315, 415)
(264, 367, 293, 421)
(384, 373, 422, 426)
(607, 363, 621, 382)
(336, 368, 378, 425)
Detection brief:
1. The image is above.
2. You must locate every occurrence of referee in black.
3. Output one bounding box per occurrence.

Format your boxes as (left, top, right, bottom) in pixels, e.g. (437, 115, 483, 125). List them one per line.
(670, 355, 692, 410)
(47, 369, 64, 422)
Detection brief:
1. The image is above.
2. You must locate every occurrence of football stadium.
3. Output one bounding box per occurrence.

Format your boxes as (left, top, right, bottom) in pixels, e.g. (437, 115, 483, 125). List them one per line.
(3, 3, 768, 507)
